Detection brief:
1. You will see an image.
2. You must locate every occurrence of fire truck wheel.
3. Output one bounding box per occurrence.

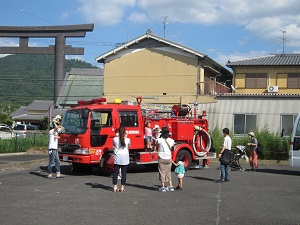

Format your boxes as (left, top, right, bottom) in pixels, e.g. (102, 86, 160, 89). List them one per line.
(99, 154, 114, 176)
(177, 149, 192, 170)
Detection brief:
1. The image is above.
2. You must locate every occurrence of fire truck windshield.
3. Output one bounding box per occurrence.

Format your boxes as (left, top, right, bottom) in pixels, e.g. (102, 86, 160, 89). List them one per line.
(61, 109, 88, 135)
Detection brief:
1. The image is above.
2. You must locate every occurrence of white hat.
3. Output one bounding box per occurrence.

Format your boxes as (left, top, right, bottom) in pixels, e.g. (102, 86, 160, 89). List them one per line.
(248, 132, 255, 137)
(153, 124, 160, 130)
(55, 115, 62, 120)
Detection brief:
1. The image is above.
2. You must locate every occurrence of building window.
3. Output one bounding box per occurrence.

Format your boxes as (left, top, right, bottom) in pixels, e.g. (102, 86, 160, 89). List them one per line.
(287, 73, 300, 88)
(234, 114, 257, 135)
(281, 114, 297, 136)
(245, 73, 267, 89)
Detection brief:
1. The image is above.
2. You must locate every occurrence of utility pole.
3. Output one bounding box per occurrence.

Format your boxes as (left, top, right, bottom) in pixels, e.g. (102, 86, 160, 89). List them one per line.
(159, 16, 169, 38)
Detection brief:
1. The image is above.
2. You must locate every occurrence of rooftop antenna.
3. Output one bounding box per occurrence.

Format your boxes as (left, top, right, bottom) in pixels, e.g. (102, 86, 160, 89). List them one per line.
(159, 16, 169, 38)
(279, 30, 287, 54)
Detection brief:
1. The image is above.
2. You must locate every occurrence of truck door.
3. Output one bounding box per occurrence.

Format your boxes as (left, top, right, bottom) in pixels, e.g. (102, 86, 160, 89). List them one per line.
(119, 110, 144, 149)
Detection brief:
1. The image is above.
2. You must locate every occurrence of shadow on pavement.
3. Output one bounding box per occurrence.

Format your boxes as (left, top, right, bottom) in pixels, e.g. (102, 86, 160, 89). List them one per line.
(126, 183, 159, 191)
(186, 175, 217, 182)
(85, 182, 112, 191)
(256, 169, 300, 176)
(29, 171, 48, 179)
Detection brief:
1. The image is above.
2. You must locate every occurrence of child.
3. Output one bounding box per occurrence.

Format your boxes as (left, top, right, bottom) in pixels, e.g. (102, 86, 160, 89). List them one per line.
(152, 125, 160, 151)
(173, 157, 186, 190)
(144, 122, 152, 151)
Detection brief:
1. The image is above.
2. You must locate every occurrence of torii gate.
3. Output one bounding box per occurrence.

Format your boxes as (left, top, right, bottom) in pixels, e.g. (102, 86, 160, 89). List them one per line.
(0, 24, 94, 104)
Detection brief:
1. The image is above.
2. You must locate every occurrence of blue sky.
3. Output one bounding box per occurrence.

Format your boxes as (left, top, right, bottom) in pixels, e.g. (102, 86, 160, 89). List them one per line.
(0, 0, 300, 68)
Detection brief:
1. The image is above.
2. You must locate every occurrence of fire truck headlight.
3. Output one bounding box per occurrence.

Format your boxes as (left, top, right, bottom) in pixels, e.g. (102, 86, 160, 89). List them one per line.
(75, 149, 89, 154)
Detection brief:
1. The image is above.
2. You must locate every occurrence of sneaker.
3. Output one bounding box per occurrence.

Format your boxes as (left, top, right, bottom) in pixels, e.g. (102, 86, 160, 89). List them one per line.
(175, 186, 183, 191)
(166, 186, 174, 192)
(203, 165, 209, 168)
(48, 174, 54, 179)
(225, 179, 229, 182)
(216, 179, 225, 183)
(56, 173, 64, 178)
(159, 187, 167, 192)
(117, 175, 122, 180)
(195, 165, 200, 169)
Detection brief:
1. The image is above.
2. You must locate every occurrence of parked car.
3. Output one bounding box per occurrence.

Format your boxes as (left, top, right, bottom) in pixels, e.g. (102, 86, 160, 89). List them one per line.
(13, 124, 41, 138)
(0, 126, 12, 139)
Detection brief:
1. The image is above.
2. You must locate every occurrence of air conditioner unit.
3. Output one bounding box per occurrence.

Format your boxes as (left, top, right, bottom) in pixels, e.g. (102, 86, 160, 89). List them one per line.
(268, 86, 278, 93)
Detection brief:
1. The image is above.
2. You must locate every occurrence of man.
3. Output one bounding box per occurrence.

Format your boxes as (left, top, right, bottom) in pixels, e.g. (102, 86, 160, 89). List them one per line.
(248, 132, 258, 171)
(47, 123, 63, 178)
(217, 128, 232, 182)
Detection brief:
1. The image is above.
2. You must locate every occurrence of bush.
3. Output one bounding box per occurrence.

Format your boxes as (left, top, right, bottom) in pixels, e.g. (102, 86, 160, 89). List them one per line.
(209, 128, 289, 160)
(0, 134, 48, 154)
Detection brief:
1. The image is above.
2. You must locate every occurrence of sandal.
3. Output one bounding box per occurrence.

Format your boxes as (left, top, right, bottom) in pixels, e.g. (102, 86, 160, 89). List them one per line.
(113, 188, 119, 192)
(120, 188, 125, 192)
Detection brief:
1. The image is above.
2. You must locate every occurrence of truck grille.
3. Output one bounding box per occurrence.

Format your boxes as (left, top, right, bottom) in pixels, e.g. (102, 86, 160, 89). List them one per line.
(58, 144, 81, 154)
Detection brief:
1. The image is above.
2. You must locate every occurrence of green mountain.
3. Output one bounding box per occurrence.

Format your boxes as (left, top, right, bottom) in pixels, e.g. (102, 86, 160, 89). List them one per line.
(0, 54, 98, 112)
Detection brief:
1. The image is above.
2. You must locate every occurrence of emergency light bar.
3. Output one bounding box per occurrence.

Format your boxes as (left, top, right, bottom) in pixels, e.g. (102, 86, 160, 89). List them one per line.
(77, 98, 106, 105)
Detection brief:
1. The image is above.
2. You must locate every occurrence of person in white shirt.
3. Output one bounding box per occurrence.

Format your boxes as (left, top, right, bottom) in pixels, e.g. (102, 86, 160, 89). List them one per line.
(156, 126, 175, 192)
(217, 128, 232, 182)
(47, 124, 62, 178)
(113, 127, 130, 192)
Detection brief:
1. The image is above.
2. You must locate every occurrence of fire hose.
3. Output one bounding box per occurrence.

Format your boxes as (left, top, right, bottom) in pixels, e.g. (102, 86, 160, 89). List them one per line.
(192, 126, 211, 157)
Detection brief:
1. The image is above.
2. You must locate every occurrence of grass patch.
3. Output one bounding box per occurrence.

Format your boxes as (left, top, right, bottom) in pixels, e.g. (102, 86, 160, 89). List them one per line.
(0, 134, 48, 154)
(209, 128, 289, 160)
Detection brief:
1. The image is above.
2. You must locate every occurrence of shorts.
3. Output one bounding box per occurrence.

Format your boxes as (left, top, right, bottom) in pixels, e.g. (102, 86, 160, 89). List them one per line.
(145, 136, 152, 142)
(176, 173, 184, 179)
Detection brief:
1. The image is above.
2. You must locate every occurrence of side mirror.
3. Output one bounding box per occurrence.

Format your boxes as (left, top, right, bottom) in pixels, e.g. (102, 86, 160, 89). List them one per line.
(81, 108, 90, 119)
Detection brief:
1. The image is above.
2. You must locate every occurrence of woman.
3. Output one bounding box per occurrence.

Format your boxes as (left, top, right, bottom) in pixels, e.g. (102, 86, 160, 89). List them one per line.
(112, 127, 130, 192)
(156, 126, 175, 192)
(248, 132, 258, 171)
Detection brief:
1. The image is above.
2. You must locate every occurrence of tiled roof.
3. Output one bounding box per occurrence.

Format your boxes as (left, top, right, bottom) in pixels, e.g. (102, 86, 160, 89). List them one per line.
(27, 100, 54, 110)
(96, 30, 232, 76)
(10, 106, 27, 118)
(58, 68, 104, 106)
(227, 54, 300, 67)
(69, 68, 103, 75)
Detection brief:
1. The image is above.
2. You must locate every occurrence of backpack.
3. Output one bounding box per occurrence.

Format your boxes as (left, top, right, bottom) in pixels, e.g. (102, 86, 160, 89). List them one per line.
(219, 149, 235, 165)
(256, 142, 263, 155)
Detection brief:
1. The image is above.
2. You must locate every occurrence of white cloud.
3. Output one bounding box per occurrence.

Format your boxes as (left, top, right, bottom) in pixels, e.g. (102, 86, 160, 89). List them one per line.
(61, 12, 69, 19)
(128, 12, 148, 23)
(76, 0, 300, 48)
(77, 0, 136, 25)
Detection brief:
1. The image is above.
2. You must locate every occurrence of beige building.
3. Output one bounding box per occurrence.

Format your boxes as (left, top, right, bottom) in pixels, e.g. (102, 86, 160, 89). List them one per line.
(199, 54, 300, 135)
(96, 30, 232, 105)
(227, 54, 300, 94)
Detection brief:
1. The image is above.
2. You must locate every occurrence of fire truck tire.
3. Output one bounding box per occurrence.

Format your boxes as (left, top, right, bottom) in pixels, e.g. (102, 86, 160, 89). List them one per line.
(177, 149, 192, 170)
(192, 129, 211, 157)
(99, 154, 113, 176)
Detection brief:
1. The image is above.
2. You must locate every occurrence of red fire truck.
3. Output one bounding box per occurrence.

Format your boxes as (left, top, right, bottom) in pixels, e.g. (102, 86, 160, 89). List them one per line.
(58, 97, 215, 175)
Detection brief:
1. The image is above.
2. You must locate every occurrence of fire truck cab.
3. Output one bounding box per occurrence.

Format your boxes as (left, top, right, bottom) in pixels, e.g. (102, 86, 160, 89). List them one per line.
(58, 97, 215, 175)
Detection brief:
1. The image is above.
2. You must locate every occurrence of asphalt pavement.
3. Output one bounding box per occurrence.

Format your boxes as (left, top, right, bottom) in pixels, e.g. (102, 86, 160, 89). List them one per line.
(0, 154, 300, 225)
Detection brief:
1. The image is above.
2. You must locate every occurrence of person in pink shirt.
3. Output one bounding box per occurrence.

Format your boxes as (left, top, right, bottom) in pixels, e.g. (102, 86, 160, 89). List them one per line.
(145, 122, 152, 151)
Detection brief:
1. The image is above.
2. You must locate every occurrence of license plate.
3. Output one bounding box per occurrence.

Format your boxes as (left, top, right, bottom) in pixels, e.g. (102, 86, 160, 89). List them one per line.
(63, 156, 68, 161)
